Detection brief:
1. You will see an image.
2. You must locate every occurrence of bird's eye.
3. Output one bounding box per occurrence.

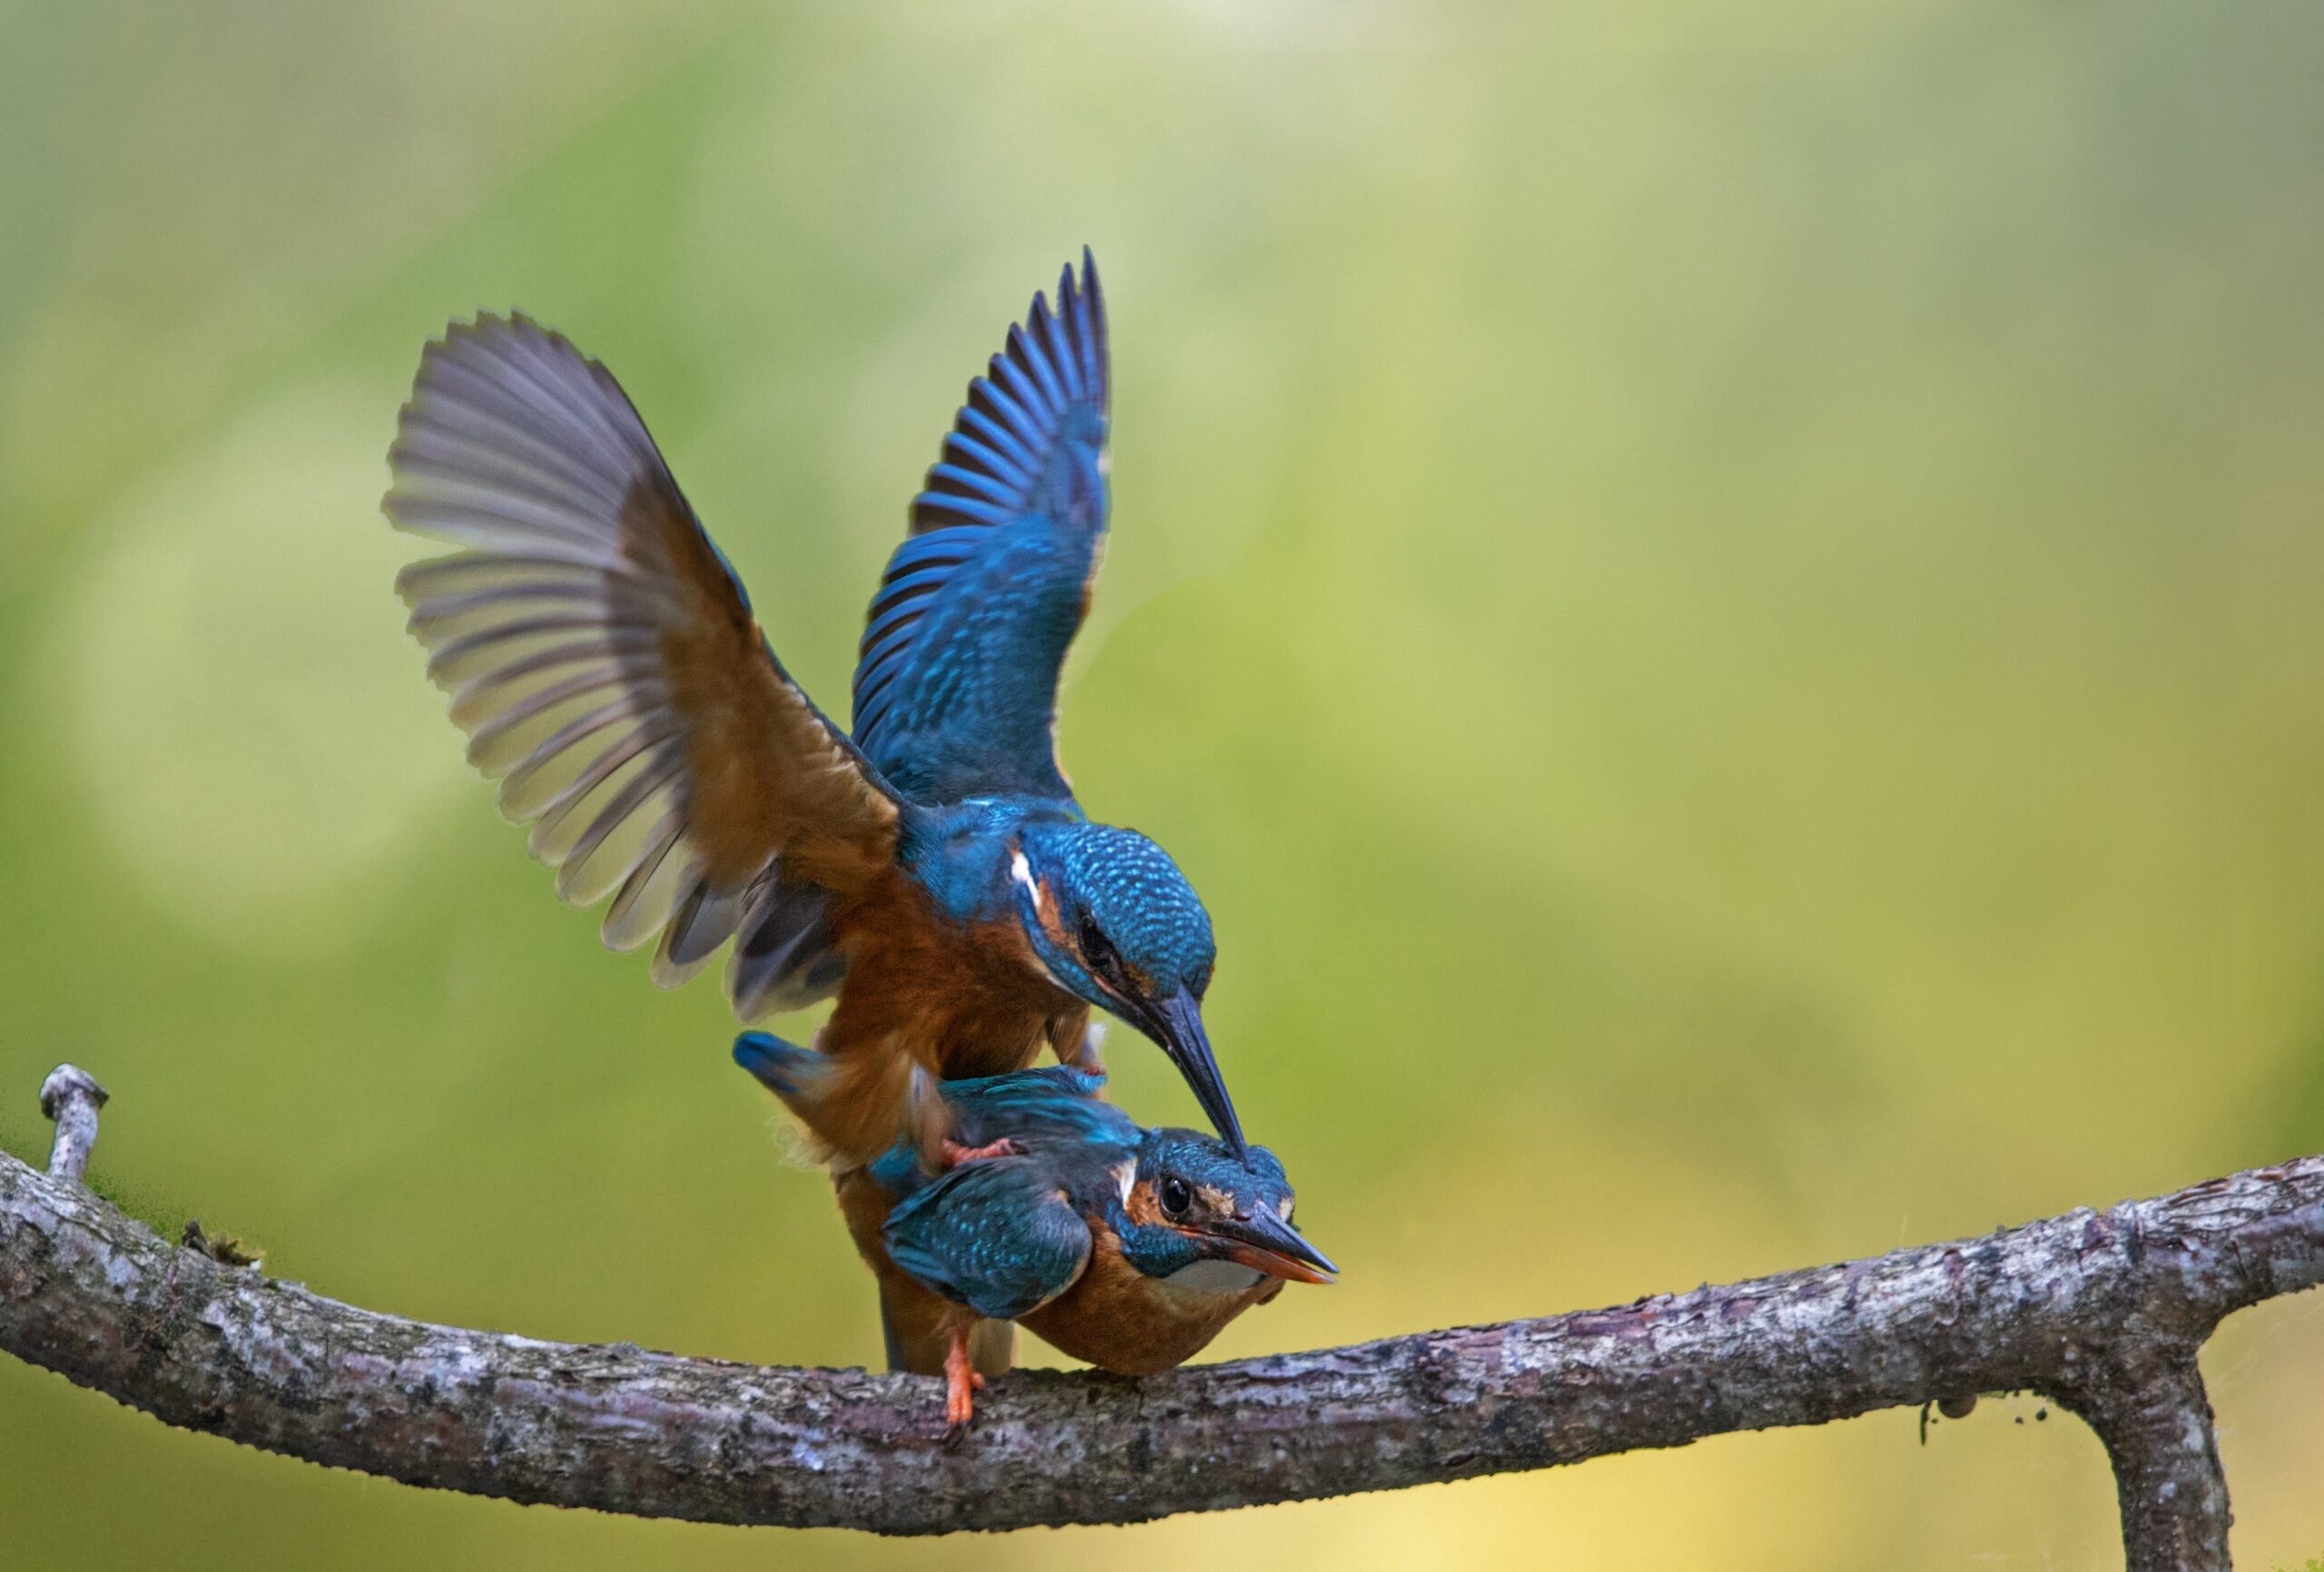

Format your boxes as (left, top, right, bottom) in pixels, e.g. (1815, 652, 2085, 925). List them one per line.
(1077, 913, 1119, 978)
(1158, 1176, 1192, 1220)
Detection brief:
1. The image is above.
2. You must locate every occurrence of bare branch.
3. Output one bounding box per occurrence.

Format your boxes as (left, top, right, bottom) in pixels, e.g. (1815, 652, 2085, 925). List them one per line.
(4, 1081, 2319, 1557)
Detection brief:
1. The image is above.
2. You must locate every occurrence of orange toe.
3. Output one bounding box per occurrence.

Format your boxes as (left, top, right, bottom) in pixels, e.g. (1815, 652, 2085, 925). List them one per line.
(941, 1327, 980, 1444)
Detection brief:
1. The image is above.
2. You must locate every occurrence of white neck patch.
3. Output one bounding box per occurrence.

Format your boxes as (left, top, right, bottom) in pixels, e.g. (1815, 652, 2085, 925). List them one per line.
(1159, 1258, 1265, 1296)
(1010, 850, 1080, 992)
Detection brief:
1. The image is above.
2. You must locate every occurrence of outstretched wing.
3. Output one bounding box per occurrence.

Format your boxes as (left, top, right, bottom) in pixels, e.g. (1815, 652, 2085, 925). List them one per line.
(385, 316, 901, 1004)
(882, 1157, 1094, 1322)
(851, 251, 1111, 804)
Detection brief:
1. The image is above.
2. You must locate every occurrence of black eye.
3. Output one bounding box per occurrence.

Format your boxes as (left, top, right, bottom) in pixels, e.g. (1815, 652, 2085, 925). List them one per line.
(1077, 913, 1119, 978)
(1158, 1176, 1192, 1219)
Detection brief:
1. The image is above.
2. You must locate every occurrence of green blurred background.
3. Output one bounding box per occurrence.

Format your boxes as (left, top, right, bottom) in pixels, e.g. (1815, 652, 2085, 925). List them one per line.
(5, 1, 2324, 1567)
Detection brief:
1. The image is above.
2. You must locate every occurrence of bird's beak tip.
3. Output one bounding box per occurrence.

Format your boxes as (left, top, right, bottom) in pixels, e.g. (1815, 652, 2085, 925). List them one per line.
(1150, 988, 1246, 1154)
(1220, 1212, 1337, 1285)
(1226, 1243, 1338, 1286)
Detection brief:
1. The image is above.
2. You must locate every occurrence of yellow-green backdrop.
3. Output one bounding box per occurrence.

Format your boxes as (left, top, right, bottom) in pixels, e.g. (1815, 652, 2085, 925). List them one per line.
(5, 3, 2324, 1567)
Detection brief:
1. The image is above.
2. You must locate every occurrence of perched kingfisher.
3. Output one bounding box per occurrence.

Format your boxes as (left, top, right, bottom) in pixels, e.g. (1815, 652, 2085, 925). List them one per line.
(734, 1031, 1334, 1439)
(382, 252, 1245, 1165)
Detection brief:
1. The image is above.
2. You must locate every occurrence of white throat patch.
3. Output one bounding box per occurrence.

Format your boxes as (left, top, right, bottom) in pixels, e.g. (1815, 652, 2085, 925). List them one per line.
(1160, 1258, 1265, 1296)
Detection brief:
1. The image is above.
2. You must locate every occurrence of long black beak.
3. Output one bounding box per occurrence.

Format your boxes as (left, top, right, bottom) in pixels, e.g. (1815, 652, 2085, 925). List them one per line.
(1147, 988, 1247, 1157)
(1213, 1206, 1338, 1284)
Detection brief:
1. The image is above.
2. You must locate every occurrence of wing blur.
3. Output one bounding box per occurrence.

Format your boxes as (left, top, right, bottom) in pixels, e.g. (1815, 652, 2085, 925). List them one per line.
(384, 315, 900, 1004)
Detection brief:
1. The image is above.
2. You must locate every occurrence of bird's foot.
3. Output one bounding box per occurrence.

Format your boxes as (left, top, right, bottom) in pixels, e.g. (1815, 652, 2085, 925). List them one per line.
(940, 1332, 988, 1449)
(940, 1136, 1020, 1167)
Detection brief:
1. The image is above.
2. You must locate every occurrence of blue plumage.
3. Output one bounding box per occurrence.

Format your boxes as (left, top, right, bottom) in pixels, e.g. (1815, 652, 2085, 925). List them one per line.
(734, 1037, 1330, 1435)
(882, 1159, 1094, 1322)
(734, 1039, 1330, 1409)
(852, 251, 1111, 804)
(731, 1029, 830, 1104)
(855, 1057, 1317, 1306)
(832, 1053, 1332, 1430)
(386, 252, 1247, 1190)
(1025, 820, 1216, 997)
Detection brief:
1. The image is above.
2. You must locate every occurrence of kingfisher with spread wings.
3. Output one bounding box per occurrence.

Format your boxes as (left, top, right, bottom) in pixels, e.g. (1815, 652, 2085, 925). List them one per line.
(381, 252, 1243, 1166)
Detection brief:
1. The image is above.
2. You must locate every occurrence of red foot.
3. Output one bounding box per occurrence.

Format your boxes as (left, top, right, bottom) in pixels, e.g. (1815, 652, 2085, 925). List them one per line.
(941, 1328, 988, 1448)
(940, 1136, 1019, 1167)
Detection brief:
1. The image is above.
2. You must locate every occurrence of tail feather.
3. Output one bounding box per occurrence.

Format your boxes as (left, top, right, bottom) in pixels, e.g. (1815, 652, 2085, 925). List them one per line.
(731, 1031, 830, 1118)
(734, 1030, 950, 1168)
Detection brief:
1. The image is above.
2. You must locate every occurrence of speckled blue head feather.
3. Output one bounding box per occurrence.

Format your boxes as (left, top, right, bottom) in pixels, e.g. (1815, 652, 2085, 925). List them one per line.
(1039, 823, 1215, 995)
(1008, 819, 1235, 1146)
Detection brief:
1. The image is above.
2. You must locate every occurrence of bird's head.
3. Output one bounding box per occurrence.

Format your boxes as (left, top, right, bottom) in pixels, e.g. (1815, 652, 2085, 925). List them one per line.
(1008, 822, 1241, 1152)
(1114, 1128, 1336, 1289)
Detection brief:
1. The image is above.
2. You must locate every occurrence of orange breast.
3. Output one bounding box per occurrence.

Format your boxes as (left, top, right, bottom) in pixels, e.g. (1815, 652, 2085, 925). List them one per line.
(1019, 1230, 1285, 1377)
(801, 869, 1088, 1164)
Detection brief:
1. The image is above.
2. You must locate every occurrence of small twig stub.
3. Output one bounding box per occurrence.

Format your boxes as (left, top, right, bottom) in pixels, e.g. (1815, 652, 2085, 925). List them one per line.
(37, 1064, 109, 1183)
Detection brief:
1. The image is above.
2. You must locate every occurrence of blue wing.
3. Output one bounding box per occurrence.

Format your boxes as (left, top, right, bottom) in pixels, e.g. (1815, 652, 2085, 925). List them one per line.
(882, 1157, 1094, 1321)
(861, 1065, 1137, 1198)
(850, 251, 1111, 804)
(940, 1066, 1139, 1152)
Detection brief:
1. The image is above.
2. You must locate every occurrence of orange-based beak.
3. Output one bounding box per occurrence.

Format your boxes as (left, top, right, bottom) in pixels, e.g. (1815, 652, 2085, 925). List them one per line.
(1211, 1208, 1337, 1285)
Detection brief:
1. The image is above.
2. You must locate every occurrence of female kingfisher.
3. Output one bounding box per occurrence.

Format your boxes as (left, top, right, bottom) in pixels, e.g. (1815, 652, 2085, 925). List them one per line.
(734, 1032, 1334, 1440)
(382, 252, 1243, 1164)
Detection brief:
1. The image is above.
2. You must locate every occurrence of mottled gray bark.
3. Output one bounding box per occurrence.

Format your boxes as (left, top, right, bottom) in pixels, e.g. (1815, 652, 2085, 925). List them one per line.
(6, 1072, 2321, 1566)
(37, 1065, 105, 1181)
(2059, 1352, 2231, 1572)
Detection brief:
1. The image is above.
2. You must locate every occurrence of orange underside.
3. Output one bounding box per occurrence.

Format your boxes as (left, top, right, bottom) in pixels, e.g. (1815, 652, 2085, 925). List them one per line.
(796, 868, 1089, 1167)
(845, 1182, 1283, 1383)
(1021, 1228, 1287, 1376)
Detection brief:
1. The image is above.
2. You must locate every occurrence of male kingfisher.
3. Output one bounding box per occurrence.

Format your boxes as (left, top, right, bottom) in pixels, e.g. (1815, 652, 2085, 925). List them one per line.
(382, 252, 1244, 1164)
(734, 1031, 1334, 1439)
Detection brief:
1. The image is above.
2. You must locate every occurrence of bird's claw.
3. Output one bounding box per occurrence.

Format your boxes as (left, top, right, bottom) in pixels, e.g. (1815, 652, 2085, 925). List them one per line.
(940, 1332, 987, 1447)
(939, 1374, 985, 1449)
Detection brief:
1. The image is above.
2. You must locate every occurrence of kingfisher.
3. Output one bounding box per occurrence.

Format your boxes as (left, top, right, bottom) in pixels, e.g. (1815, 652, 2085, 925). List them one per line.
(734, 1031, 1334, 1439)
(382, 251, 1245, 1164)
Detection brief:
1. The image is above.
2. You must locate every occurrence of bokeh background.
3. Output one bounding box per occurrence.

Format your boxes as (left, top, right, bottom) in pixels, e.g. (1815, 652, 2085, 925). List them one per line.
(5, 1, 2324, 1567)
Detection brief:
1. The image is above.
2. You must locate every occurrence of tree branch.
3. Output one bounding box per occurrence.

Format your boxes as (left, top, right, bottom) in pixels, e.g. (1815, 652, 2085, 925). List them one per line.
(5, 1068, 2320, 1563)
(2059, 1351, 2232, 1572)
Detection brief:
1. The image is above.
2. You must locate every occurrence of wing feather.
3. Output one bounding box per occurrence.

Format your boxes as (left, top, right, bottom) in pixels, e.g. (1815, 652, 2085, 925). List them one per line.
(848, 252, 1113, 803)
(882, 1157, 1094, 1322)
(386, 315, 901, 1000)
